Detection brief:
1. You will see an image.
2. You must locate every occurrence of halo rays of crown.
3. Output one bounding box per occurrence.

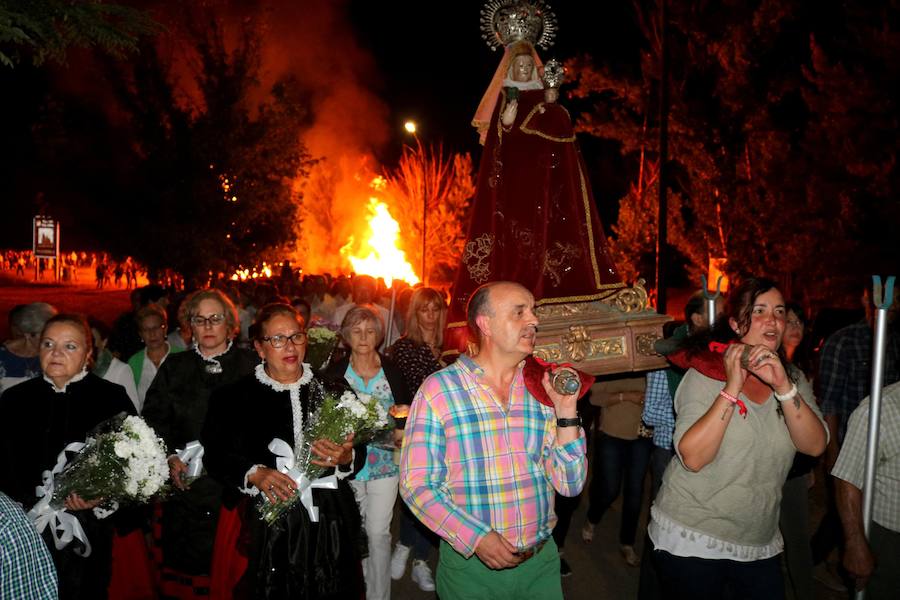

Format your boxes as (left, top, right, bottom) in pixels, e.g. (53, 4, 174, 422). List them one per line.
(480, 0, 558, 51)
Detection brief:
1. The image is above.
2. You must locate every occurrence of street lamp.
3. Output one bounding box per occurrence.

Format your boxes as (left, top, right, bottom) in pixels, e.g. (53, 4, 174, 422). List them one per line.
(404, 119, 426, 285)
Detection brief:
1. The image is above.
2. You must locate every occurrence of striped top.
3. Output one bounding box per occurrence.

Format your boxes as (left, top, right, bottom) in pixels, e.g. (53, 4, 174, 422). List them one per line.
(398, 354, 587, 558)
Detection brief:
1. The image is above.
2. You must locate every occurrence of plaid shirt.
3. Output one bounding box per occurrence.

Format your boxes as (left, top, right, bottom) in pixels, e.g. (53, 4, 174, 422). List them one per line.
(642, 369, 675, 450)
(399, 354, 587, 558)
(819, 321, 900, 442)
(0, 492, 58, 599)
(831, 380, 900, 532)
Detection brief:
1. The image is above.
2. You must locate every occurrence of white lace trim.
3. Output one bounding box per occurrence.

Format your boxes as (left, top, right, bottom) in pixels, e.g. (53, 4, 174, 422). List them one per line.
(192, 339, 233, 368)
(254, 363, 312, 453)
(43, 367, 88, 393)
(502, 78, 544, 91)
(241, 464, 262, 496)
(648, 505, 783, 562)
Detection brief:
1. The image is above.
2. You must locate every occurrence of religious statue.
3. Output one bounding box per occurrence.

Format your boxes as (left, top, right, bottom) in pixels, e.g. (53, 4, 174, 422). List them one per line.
(445, 0, 625, 355)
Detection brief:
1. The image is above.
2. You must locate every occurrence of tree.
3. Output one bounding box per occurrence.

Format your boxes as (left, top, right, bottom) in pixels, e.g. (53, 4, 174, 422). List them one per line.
(382, 143, 474, 286)
(0, 0, 158, 68)
(98, 7, 316, 282)
(570, 1, 899, 307)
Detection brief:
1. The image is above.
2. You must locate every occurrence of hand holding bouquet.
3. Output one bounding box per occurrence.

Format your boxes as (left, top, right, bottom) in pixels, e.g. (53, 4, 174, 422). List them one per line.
(258, 381, 390, 524)
(28, 414, 169, 556)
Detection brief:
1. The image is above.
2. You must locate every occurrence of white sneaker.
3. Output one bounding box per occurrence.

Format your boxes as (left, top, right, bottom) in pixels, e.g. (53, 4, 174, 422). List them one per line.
(411, 559, 436, 592)
(390, 543, 411, 580)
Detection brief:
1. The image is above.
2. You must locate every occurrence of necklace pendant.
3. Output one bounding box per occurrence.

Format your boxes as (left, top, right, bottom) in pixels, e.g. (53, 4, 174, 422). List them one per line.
(205, 363, 223, 374)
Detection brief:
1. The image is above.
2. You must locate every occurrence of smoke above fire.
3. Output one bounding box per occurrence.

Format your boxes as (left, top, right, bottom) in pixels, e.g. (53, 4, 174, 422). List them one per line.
(251, 0, 394, 276)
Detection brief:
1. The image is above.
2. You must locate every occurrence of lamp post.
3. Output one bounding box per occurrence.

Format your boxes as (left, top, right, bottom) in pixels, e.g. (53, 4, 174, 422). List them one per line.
(404, 120, 426, 286)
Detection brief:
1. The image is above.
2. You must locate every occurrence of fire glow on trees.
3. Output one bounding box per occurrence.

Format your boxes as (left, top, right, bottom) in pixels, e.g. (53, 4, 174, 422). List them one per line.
(340, 196, 420, 287)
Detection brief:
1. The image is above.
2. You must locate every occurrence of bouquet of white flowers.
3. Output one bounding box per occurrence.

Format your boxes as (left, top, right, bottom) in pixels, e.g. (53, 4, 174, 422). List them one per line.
(305, 326, 339, 371)
(258, 381, 390, 525)
(28, 413, 169, 556)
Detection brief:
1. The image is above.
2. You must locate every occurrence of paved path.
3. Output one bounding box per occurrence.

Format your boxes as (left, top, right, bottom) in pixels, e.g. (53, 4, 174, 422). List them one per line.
(390, 439, 850, 599)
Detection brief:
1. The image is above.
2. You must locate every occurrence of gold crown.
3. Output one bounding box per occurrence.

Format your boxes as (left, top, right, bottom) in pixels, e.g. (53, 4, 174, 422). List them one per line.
(480, 0, 557, 51)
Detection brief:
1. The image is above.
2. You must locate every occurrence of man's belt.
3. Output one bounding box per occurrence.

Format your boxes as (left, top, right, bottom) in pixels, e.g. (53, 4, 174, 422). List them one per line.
(514, 538, 548, 564)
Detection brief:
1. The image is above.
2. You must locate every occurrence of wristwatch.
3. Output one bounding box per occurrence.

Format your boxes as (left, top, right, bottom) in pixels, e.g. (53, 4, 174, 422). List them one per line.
(556, 417, 581, 428)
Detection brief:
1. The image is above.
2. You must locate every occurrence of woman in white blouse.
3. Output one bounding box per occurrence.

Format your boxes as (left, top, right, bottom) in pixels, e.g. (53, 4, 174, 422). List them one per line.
(127, 304, 182, 412)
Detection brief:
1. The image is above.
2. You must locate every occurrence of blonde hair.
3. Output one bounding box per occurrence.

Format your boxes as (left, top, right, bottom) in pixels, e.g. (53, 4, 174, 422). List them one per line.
(405, 287, 446, 346)
(180, 288, 240, 339)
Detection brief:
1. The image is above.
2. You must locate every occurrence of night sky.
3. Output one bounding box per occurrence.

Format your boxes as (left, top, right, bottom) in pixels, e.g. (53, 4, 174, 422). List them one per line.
(345, 0, 642, 228)
(348, 0, 641, 157)
(0, 1, 639, 248)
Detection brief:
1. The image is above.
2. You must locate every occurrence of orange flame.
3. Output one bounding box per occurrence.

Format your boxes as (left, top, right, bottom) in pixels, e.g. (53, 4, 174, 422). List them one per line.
(230, 263, 273, 281)
(340, 198, 419, 287)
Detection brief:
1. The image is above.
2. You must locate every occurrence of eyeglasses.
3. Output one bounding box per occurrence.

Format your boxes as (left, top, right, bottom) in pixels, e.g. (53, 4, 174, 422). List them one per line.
(190, 314, 226, 327)
(786, 319, 803, 328)
(262, 332, 308, 348)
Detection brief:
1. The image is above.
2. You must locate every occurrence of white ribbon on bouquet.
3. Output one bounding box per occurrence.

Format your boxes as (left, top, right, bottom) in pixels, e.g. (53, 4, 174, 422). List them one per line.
(27, 442, 93, 557)
(268, 438, 337, 523)
(176, 440, 205, 478)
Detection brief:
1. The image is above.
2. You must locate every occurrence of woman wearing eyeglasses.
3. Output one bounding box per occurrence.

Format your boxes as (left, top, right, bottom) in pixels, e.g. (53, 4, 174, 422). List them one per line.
(143, 288, 258, 598)
(324, 305, 411, 600)
(202, 303, 363, 599)
(127, 304, 184, 413)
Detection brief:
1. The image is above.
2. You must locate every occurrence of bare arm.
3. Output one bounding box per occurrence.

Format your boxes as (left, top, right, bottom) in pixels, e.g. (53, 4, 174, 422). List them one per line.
(823, 414, 841, 471)
(835, 477, 875, 589)
(745, 347, 827, 456)
(678, 345, 744, 471)
(780, 390, 827, 456)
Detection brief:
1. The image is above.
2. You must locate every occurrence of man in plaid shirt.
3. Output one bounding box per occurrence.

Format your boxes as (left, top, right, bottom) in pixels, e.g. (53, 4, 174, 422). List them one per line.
(832, 380, 900, 598)
(813, 290, 899, 587)
(399, 281, 586, 600)
(0, 491, 57, 599)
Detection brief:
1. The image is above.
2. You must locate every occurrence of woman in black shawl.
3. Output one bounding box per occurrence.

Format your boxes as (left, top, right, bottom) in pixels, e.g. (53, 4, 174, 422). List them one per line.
(202, 303, 362, 599)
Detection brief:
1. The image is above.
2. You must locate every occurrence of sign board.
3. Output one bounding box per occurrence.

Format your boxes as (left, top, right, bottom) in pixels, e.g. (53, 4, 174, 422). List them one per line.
(33, 216, 59, 258)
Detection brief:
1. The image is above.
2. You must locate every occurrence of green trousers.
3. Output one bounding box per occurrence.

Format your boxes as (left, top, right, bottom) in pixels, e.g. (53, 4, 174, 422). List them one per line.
(436, 538, 563, 600)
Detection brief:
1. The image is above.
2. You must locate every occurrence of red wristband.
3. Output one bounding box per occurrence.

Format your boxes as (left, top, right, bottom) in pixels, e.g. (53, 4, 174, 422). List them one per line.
(719, 390, 748, 418)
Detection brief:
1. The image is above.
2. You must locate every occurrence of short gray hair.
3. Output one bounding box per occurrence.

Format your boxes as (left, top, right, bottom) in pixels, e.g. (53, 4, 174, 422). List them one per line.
(466, 283, 497, 345)
(340, 305, 384, 347)
(10, 302, 58, 335)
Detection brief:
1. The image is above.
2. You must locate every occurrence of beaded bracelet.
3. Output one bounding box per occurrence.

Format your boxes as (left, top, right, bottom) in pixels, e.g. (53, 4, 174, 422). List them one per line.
(773, 382, 799, 403)
(719, 389, 748, 418)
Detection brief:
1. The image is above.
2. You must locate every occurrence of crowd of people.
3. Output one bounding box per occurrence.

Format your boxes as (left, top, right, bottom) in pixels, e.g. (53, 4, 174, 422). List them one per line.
(0, 269, 898, 600)
(0, 271, 452, 599)
(1, 249, 148, 288)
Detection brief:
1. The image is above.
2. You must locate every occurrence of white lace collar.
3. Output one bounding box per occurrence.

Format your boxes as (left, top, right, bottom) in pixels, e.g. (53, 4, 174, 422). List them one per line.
(193, 339, 233, 362)
(43, 367, 88, 393)
(254, 362, 312, 454)
(193, 340, 233, 374)
(502, 78, 544, 91)
(253, 362, 313, 391)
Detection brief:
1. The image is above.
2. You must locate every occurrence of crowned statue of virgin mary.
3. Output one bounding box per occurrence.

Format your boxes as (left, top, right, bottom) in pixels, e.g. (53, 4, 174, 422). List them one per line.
(444, 0, 629, 356)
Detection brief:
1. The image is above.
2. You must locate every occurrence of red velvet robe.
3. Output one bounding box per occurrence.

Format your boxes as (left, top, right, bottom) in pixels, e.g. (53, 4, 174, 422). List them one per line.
(446, 87, 623, 352)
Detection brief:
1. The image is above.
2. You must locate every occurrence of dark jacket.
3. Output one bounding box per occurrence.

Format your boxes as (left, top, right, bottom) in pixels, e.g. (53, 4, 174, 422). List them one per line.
(201, 372, 363, 599)
(141, 344, 257, 574)
(142, 345, 258, 454)
(0, 373, 135, 506)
